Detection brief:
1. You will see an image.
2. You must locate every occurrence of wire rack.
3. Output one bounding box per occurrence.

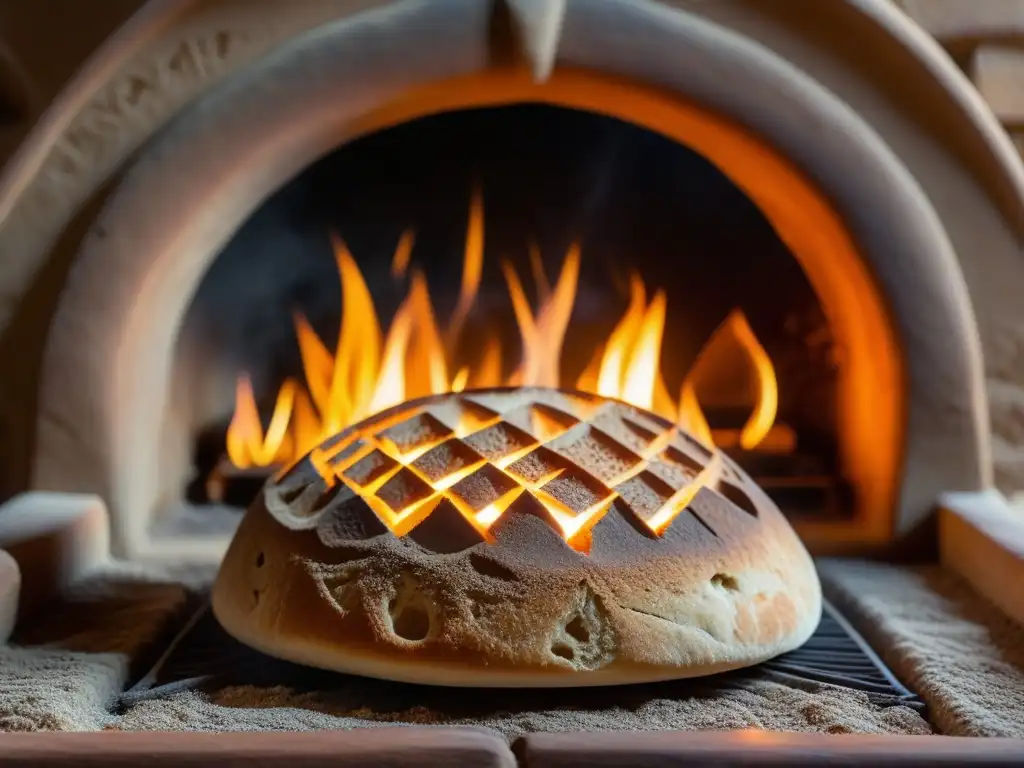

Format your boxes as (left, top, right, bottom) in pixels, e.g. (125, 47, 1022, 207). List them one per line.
(118, 596, 926, 720)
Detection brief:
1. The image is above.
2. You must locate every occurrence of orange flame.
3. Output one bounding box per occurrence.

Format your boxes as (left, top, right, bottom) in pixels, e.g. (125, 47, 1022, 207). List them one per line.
(225, 192, 782, 509)
(731, 312, 778, 450)
(503, 244, 579, 389)
(683, 309, 779, 451)
(472, 337, 503, 389)
(678, 382, 714, 449)
(226, 375, 296, 469)
(593, 273, 647, 400)
(368, 299, 414, 415)
(405, 270, 450, 399)
(445, 187, 485, 351)
(328, 236, 382, 432)
(621, 289, 666, 412)
(390, 230, 416, 279)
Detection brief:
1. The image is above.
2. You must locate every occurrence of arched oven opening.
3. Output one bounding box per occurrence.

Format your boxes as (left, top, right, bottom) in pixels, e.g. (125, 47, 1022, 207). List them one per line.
(175, 104, 850, 539)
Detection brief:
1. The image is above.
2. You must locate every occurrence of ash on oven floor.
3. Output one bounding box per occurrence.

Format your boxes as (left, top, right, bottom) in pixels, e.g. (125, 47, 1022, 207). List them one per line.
(118, 597, 926, 720)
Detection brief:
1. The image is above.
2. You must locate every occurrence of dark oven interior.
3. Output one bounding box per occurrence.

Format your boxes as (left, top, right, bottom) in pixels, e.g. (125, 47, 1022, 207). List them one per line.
(176, 104, 848, 523)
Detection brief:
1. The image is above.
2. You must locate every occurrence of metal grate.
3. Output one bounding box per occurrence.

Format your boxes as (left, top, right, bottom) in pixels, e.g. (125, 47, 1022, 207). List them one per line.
(762, 601, 923, 712)
(118, 597, 926, 718)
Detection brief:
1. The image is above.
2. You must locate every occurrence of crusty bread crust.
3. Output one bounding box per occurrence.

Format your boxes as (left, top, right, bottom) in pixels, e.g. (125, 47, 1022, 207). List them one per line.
(213, 388, 821, 687)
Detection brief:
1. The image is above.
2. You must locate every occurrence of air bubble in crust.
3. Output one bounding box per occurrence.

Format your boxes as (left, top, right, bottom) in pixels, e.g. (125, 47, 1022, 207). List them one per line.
(386, 575, 437, 644)
(548, 582, 614, 670)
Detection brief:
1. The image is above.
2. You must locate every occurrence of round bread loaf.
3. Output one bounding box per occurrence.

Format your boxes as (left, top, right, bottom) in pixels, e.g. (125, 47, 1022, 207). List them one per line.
(212, 387, 821, 687)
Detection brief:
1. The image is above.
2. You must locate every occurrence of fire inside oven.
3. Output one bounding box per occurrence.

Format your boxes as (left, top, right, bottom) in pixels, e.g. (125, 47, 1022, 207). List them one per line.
(182, 104, 849, 521)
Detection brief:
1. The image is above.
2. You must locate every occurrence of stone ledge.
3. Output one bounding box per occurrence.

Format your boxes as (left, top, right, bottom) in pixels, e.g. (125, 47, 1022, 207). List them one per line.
(939, 489, 1024, 629)
(819, 558, 1024, 737)
(0, 646, 125, 732)
(516, 731, 1024, 766)
(4, 729, 1024, 764)
(0, 492, 110, 625)
(0, 728, 517, 767)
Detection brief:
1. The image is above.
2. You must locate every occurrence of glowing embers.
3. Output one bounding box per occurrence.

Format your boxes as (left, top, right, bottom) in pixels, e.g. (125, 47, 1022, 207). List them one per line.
(305, 391, 725, 553)
(224, 189, 783, 473)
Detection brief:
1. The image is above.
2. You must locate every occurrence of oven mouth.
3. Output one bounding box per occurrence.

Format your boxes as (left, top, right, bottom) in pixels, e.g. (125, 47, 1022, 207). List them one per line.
(176, 102, 853, 536)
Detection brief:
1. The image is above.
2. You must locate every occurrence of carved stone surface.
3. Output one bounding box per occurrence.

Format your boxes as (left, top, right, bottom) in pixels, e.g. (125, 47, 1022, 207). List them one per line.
(0, 0, 397, 327)
(505, 0, 567, 81)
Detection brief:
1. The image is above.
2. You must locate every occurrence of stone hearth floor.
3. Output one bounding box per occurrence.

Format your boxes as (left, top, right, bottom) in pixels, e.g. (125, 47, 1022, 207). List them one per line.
(0, 558, 1021, 737)
(819, 559, 1024, 737)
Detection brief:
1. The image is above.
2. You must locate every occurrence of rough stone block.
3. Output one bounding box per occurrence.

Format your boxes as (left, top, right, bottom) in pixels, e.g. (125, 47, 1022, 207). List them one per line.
(939, 489, 1024, 629)
(0, 549, 19, 642)
(897, 0, 1024, 42)
(0, 493, 110, 620)
(971, 44, 1024, 126)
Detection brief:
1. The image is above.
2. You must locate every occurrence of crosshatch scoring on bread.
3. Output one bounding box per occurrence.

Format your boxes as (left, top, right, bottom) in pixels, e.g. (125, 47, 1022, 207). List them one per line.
(294, 388, 741, 553)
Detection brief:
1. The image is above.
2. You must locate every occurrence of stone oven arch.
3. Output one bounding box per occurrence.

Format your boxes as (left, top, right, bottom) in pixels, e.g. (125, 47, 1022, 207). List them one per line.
(0, 0, 1012, 558)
